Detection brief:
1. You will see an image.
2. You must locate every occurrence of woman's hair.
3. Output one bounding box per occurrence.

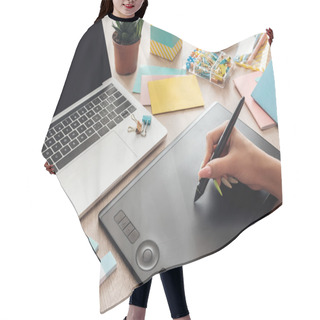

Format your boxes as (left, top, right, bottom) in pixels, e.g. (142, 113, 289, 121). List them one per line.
(95, 0, 148, 23)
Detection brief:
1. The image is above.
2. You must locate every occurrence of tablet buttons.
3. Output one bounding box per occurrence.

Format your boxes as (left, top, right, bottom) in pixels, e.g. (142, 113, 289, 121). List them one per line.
(136, 240, 159, 271)
(128, 229, 140, 243)
(114, 210, 140, 244)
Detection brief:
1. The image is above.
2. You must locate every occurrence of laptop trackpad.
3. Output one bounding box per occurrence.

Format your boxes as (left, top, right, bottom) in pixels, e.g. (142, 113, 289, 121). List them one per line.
(58, 132, 138, 215)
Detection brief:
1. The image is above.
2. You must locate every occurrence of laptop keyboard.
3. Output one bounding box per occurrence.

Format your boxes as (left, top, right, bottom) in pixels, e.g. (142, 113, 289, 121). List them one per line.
(42, 83, 137, 172)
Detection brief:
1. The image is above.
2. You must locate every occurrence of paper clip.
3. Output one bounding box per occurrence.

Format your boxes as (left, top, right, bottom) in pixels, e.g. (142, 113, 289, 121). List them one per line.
(128, 114, 143, 134)
(141, 115, 152, 137)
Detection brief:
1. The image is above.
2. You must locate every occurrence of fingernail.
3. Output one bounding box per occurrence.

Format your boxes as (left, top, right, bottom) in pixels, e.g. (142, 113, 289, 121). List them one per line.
(199, 166, 211, 178)
(228, 176, 238, 184)
(222, 177, 232, 189)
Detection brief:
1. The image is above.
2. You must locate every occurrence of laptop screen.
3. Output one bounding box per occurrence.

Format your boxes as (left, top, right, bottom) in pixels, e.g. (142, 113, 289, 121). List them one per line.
(53, 20, 112, 117)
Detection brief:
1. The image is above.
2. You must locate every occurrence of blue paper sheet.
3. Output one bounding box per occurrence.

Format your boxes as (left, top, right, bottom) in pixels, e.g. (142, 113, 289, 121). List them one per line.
(251, 60, 278, 123)
(88, 236, 99, 253)
(133, 65, 186, 93)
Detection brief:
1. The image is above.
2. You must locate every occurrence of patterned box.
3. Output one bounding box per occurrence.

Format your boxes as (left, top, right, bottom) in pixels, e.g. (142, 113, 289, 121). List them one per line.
(150, 25, 182, 61)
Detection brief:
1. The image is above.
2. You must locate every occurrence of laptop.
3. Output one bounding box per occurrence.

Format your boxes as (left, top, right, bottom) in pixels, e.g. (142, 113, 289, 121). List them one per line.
(99, 102, 280, 285)
(42, 76, 167, 218)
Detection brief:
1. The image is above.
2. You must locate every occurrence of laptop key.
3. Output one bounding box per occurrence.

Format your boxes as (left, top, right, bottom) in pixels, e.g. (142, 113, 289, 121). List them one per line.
(71, 120, 80, 129)
(54, 131, 64, 141)
(128, 105, 137, 113)
(43, 148, 53, 158)
(114, 91, 122, 98)
(93, 122, 103, 131)
(77, 124, 86, 133)
(70, 112, 80, 121)
(78, 106, 87, 115)
(99, 92, 107, 100)
(99, 109, 108, 117)
(85, 119, 94, 128)
(86, 102, 94, 110)
(106, 86, 117, 96)
(114, 115, 123, 124)
(104, 83, 114, 91)
(92, 97, 101, 105)
(45, 137, 55, 148)
(92, 114, 102, 122)
(61, 145, 71, 156)
(61, 136, 71, 146)
(69, 130, 79, 139)
(86, 110, 95, 118)
(62, 126, 72, 135)
(79, 115, 88, 123)
(115, 100, 130, 115)
(47, 128, 55, 138)
(78, 133, 87, 143)
(107, 96, 115, 103)
(101, 117, 109, 125)
(100, 100, 109, 108)
(56, 133, 100, 170)
(108, 111, 116, 120)
(98, 126, 109, 137)
(86, 128, 95, 137)
(107, 104, 115, 113)
(62, 118, 72, 127)
(52, 151, 62, 162)
(69, 139, 79, 149)
(113, 95, 126, 107)
(93, 105, 102, 113)
(107, 120, 116, 130)
(52, 141, 62, 152)
(54, 123, 64, 132)
(121, 110, 130, 118)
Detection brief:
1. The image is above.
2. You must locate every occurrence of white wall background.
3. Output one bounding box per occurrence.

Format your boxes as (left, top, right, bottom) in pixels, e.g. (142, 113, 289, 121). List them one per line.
(1, 0, 319, 319)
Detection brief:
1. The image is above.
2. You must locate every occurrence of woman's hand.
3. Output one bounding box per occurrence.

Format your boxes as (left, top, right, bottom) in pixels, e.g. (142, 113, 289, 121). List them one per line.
(44, 161, 55, 175)
(198, 122, 282, 200)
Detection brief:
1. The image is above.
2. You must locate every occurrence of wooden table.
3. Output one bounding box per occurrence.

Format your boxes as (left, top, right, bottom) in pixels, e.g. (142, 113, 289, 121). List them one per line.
(80, 17, 279, 313)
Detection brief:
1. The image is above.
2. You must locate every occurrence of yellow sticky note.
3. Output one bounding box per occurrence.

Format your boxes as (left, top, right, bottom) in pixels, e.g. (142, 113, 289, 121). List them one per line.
(148, 75, 204, 115)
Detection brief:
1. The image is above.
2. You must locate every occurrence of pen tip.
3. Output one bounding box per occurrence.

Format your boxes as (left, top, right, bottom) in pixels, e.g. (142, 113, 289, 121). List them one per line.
(194, 190, 201, 203)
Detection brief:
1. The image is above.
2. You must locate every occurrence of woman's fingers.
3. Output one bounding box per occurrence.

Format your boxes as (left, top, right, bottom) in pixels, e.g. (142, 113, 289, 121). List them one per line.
(44, 161, 55, 174)
(202, 122, 228, 167)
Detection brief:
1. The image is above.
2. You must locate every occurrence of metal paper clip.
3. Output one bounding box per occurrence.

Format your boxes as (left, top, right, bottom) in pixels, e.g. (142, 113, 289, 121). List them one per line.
(141, 115, 152, 137)
(128, 114, 143, 134)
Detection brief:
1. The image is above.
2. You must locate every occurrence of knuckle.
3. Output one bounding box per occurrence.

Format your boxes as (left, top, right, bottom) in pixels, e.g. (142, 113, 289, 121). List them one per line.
(206, 131, 212, 141)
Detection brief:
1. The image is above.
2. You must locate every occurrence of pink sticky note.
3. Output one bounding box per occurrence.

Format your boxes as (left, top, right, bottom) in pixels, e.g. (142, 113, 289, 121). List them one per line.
(140, 74, 181, 105)
(233, 71, 276, 130)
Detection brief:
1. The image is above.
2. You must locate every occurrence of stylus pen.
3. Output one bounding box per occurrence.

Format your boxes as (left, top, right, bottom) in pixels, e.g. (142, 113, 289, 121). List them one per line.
(194, 97, 245, 202)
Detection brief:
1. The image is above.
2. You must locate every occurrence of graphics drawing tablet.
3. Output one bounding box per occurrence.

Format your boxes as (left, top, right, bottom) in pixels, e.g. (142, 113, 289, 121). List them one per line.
(99, 102, 280, 285)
